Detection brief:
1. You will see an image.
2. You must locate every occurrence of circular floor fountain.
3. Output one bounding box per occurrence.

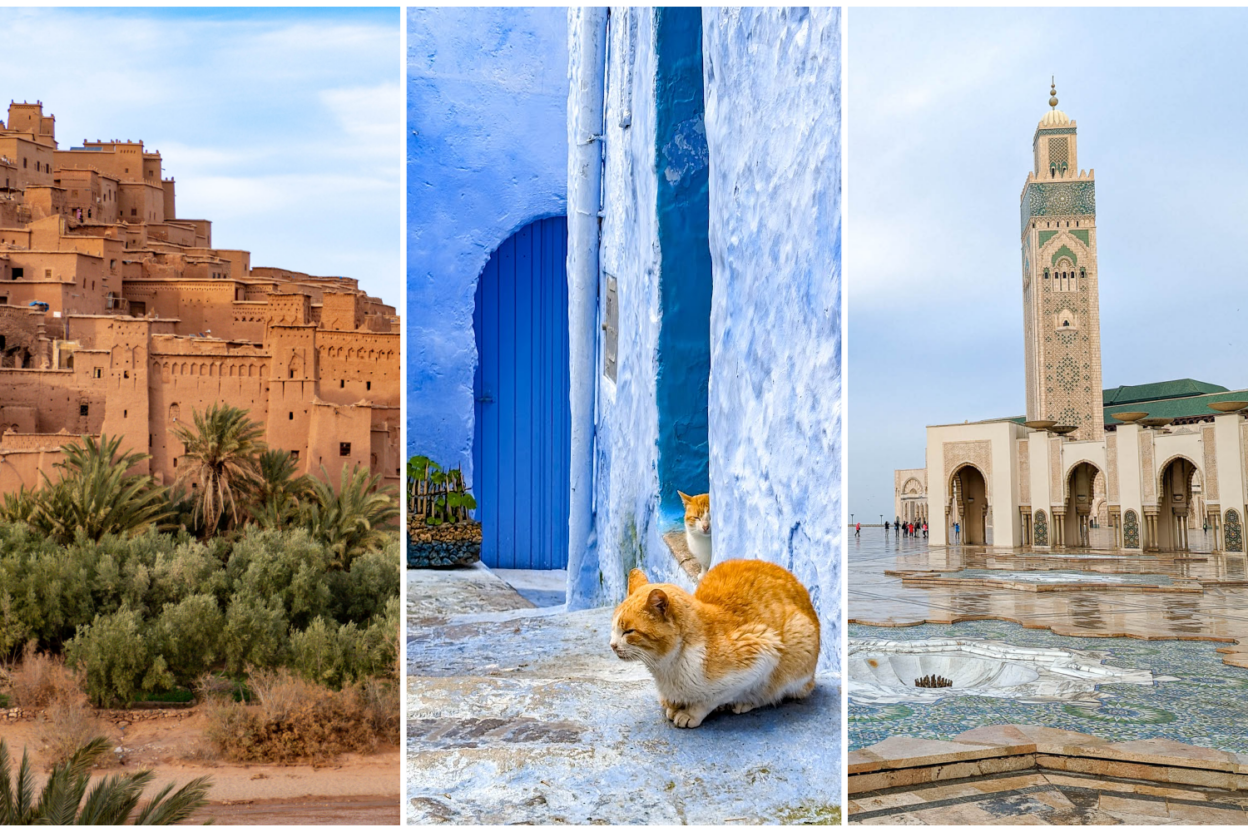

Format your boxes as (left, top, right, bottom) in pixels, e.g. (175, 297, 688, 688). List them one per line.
(849, 637, 1173, 705)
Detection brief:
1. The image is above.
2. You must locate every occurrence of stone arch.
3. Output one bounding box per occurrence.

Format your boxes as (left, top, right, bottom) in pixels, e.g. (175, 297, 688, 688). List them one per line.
(948, 462, 989, 545)
(1156, 453, 1201, 498)
(1157, 454, 1201, 551)
(1062, 460, 1104, 547)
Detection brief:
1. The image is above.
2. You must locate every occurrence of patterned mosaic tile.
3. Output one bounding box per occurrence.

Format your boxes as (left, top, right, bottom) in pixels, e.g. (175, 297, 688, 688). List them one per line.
(849, 620, 1248, 753)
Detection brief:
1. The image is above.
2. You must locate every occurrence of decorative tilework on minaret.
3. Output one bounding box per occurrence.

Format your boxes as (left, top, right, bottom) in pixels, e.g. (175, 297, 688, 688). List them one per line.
(1019, 80, 1104, 440)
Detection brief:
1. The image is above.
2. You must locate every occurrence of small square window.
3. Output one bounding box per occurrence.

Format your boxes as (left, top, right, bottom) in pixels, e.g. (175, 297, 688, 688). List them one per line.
(339, 442, 351, 457)
(288, 412, 294, 420)
(290, 450, 299, 460)
(92, 368, 102, 379)
(366, 381, 371, 391)
(79, 404, 89, 416)
(340, 379, 345, 388)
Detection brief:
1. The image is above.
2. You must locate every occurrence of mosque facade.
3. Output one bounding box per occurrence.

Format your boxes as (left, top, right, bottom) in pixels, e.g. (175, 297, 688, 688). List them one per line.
(896, 87, 1248, 554)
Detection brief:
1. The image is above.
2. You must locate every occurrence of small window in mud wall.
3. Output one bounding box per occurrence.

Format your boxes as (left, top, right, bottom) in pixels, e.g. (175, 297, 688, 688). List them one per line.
(79, 403, 89, 417)
(339, 442, 351, 457)
(651, 6, 713, 529)
(168, 402, 179, 422)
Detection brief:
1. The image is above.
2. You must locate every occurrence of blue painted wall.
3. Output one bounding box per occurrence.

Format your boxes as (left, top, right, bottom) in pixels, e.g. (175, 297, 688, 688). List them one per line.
(703, 8, 843, 670)
(571, 8, 669, 608)
(569, 8, 714, 606)
(654, 9, 713, 525)
(407, 7, 569, 475)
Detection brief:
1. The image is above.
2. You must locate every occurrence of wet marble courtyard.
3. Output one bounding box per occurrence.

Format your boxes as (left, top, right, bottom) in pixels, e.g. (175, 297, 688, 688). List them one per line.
(848, 531, 1248, 751)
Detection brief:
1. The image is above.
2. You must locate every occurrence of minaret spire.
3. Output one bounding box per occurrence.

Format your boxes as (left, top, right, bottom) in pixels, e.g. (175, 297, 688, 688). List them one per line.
(1049, 77, 1058, 109)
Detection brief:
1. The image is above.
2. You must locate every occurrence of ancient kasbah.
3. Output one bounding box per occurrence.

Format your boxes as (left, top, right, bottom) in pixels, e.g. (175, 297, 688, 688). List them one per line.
(0, 100, 401, 494)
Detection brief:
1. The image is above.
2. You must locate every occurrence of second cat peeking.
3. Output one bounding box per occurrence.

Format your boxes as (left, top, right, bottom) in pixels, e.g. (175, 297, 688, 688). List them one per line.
(678, 491, 712, 573)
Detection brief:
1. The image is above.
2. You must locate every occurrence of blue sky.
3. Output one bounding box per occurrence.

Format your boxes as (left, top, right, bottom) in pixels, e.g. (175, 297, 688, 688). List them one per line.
(0, 7, 399, 305)
(848, 8, 1248, 522)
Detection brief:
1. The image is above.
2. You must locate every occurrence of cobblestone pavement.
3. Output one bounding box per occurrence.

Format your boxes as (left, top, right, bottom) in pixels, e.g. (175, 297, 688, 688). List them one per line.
(407, 567, 842, 824)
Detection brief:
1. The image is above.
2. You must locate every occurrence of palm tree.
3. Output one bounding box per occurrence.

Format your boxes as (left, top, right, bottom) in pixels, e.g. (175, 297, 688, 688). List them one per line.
(302, 465, 399, 566)
(172, 404, 265, 535)
(0, 486, 38, 525)
(249, 449, 313, 529)
(0, 736, 210, 824)
(31, 436, 170, 544)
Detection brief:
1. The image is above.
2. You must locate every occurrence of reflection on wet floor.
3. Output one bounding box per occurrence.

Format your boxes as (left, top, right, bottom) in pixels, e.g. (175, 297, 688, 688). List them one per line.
(849, 532, 1248, 650)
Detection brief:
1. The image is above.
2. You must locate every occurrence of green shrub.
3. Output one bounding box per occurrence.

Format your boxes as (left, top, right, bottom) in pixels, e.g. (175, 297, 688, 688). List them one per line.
(152, 594, 224, 686)
(66, 606, 172, 707)
(221, 596, 289, 675)
(328, 542, 400, 624)
(290, 596, 399, 687)
(226, 528, 332, 630)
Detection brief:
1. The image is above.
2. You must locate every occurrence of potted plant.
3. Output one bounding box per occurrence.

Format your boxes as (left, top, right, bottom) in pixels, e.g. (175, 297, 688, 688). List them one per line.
(407, 455, 482, 567)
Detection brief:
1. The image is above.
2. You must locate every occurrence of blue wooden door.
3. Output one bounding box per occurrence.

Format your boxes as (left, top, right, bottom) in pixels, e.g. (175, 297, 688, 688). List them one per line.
(473, 216, 571, 569)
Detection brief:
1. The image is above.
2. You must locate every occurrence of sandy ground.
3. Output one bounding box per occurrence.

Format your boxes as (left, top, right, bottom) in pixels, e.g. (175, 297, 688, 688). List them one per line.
(2, 708, 400, 825)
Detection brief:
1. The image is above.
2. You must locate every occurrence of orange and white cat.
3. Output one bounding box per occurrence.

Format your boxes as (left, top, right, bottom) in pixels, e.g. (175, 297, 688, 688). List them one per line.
(677, 491, 712, 573)
(609, 559, 820, 728)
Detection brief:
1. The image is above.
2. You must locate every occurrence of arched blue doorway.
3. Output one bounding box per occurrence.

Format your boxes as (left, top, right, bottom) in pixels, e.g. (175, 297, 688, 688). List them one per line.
(473, 216, 571, 569)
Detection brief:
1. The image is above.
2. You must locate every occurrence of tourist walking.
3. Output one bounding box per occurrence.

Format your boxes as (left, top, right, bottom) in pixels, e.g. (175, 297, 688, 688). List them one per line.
(954, 521, 961, 543)
(855, 522, 861, 537)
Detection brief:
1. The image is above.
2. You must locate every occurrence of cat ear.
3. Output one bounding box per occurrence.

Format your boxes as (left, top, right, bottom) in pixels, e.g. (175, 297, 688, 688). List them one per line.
(628, 568, 650, 595)
(677, 491, 692, 506)
(646, 588, 669, 617)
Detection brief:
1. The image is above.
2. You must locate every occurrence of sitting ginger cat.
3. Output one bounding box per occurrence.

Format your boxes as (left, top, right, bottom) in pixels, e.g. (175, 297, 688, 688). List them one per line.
(609, 559, 820, 728)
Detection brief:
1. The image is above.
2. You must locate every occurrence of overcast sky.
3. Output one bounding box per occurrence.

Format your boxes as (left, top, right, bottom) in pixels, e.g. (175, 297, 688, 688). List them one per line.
(848, 7, 1248, 522)
(0, 7, 399, 305)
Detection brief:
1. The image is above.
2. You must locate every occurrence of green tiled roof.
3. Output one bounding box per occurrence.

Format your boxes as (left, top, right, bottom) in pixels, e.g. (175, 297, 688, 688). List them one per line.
(1103, 379, 1228, 406)
(988, 379, 1247, 429)
(1103, 387, 1248, 425)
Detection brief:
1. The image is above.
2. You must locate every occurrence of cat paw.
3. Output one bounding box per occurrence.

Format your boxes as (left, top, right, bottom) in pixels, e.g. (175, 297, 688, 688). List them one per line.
(731, 702, 757, 714)
(671, 708, 705, 728)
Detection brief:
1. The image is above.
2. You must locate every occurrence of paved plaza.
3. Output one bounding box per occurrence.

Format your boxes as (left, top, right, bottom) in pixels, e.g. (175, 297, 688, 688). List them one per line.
(848, 532, 1248, 824)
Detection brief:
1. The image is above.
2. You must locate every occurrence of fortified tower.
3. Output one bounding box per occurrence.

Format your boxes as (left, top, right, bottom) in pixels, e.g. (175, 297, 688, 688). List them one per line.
(1019, 81, 1104, 440)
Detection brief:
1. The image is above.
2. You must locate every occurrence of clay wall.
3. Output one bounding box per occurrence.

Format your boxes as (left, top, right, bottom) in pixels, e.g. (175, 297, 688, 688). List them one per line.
(118, 181, 165, 224)
(321, 291, 362, 331)
(123, 279, 236, 336)
(316, 329, 399, 406)
(0, 304, 43, 367)
(0, 408, 40, 435)
(148, 341, 271, 484)
(24, 186, 67, 221)
(305, 400, 372, 488)
(0, 135, 54, 189)
(265, 293, 311, 327)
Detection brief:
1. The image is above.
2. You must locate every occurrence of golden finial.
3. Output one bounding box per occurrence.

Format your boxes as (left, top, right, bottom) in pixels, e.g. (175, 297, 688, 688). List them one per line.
(1049, 77, 1058, 109)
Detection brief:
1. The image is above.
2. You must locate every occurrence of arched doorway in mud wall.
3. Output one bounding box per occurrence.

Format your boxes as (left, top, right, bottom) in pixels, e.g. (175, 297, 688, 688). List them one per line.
(1063, 462, 1103, 548)
(949, 464, 988, 544)
(1157, 456, 1198, 552)
(472, 216, 571, 570)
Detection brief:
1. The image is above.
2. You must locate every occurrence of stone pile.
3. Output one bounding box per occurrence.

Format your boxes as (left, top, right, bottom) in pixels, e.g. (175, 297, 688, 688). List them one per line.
(408, 521, 482, 567)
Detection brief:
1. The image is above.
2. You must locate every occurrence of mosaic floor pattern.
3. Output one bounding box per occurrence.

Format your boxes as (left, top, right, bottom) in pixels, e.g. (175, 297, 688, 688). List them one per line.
(849, 620, 1248, 753)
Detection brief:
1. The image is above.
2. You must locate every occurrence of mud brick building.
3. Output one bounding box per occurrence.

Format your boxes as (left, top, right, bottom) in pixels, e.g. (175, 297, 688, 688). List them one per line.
(0, 101, 400, 493)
